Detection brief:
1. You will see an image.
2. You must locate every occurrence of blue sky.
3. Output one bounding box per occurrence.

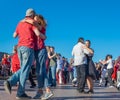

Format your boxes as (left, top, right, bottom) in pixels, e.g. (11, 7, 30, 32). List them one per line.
(0, 0, 120, 62)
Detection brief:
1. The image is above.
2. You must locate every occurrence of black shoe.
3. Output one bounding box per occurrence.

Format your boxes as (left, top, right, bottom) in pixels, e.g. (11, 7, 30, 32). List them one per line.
(51, 84, 56, 87)
(4, 80, 11, 94)
(105, 85, 107, 87)
(16, 93, 32, 99)
(30, 84, 36, 88)
(78, 90, 85, 93)
(86, 89, 94, 94)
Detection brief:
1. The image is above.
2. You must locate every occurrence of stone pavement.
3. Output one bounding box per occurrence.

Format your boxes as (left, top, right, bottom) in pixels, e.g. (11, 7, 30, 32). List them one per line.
(0, 79, 120, 100)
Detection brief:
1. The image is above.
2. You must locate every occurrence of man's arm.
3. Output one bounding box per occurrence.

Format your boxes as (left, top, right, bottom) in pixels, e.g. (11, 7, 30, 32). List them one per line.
(100, 60, 108, 65)
(33, 28, 46, 40)
(22, 18, 42, 30)
(82, 45, 94, 54)
(13, 32, 18, 38)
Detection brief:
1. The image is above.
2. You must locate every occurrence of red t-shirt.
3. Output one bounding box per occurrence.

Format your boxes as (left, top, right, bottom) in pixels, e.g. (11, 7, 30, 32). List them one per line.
(16, 18, 37, 49)
(11, 53, 20, 73)
(37, 27, 46, 50)
(2, 58, 9, 65)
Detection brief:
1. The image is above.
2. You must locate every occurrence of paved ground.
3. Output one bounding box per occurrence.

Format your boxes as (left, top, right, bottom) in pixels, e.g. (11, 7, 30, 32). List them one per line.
(0, 79, 120, 100)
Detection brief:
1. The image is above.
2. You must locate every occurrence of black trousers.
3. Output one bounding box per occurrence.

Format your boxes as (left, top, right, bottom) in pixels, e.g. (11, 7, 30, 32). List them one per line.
(29, 71, 36, 86)
(107, 68, 113, 86)
(76, 64, 87, 91)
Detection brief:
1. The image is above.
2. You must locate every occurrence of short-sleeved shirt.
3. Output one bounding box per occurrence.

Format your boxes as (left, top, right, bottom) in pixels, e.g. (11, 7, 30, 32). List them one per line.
(106, 59, 113, 69)
(15, 18, 37, 49)
(2, 58, 9, 65)
(11, 53, 20, 73)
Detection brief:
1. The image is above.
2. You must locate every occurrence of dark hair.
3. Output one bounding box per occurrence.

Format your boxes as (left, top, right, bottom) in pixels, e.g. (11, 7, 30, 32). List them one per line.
(57, 53, 61, 56)
(78, 37, 84, 43)
(13, 45, 18, 51)
(50, 46, 54, 49)
(86, 40, 91, 45)
(105, 54, 112, 60)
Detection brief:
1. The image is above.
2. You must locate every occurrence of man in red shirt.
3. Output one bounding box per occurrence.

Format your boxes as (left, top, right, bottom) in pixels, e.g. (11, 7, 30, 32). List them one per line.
(11, 45, 36, 88)
(4, 8, 46, 99)
(22, 15, 53, 100)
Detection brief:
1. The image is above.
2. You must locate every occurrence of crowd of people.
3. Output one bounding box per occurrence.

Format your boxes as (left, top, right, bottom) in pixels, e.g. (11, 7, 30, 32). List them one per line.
(96, 56, 120, 89)
(0, 8, 120, 100)
(71, 37, 120, 93)
(3, 8, 53, 100)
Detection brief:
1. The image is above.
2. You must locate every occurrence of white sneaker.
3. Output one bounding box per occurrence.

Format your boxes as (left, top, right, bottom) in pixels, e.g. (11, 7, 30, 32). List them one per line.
(41, 91, 54, 100)
(117, 83, 120, 87)
(72, 78, 77, 83)
(109, 86, 114, 88)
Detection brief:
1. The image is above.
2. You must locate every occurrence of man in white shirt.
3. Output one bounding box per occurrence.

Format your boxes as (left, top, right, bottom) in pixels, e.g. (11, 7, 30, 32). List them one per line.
(72, 37, 90, 93)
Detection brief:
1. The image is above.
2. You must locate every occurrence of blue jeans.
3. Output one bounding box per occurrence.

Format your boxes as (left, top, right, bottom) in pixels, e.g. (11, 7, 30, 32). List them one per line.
(107, 68, 113, 86)
(8, 46, 34, 96)
(73, 66, 77, 79)
(34, 48, 49, 88)
(49, 66, 56, 86)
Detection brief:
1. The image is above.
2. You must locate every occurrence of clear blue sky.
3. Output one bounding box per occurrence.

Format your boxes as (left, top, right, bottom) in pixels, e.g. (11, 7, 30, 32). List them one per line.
(0, 0, 120, 62)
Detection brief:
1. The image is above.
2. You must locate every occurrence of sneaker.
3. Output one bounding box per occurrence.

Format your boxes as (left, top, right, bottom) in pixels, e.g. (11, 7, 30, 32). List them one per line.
(4, 80, 11, 94)
(117, 83, 120, 87)
(109, 85, 114, 88)
(33, 91, 43, 99)
(75, 83, 78, 87)
(72, 83, 78, 87)
(98, 84, 102, 87)
(41, 91, 54, 100)
(72, 78, 77, 83)
(78, 90, 86, 94)
(16, 93, 32, 99)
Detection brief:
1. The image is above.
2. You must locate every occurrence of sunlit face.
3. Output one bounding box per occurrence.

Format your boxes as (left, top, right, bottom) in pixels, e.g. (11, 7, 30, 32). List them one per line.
(85, 41, 90, 47)
(50, 47, 54, 52)
(107, 56, 111, 60)
(4, 54, 7, 58)
(46, 46, 50, 52)
(34, 16, 43, 25)
(34, 16, 39, 21)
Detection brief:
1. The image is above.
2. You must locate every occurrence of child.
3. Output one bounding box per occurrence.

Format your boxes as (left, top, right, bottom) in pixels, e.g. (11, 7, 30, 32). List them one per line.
(11, 45, 20, 73)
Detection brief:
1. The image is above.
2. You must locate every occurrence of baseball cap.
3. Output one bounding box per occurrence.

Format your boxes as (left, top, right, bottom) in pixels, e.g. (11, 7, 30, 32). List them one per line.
(25, 8, 36, 17)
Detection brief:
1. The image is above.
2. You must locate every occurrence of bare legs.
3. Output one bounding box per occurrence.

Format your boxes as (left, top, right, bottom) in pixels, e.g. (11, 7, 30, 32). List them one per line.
(86, 76, 94, 93)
